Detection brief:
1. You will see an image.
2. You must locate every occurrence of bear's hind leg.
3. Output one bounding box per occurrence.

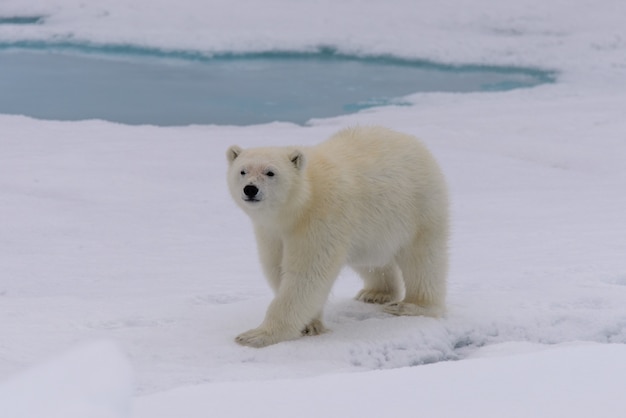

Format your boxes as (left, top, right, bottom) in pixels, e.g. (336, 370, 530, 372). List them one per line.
(385, 230, 447, 317)
(354, 263, 403, 304)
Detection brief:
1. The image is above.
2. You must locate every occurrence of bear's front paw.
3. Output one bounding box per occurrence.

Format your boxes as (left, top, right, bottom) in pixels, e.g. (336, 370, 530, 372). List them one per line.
(235, 325, 301, 348)
(235, 328, 278, 348)
(301, 318, 327, 336)
(383, 302, 444, 317)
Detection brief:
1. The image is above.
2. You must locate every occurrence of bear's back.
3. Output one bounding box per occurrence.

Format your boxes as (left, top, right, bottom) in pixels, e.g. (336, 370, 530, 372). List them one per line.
(313, 126, 442, 192)
(301, 126, 446, 266)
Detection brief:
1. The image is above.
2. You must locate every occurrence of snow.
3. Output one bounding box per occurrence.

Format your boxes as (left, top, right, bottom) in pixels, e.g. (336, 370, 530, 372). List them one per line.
(1, 0, 626, 417)
(134, 342, 626, 418)
(0, 341, 133, 418)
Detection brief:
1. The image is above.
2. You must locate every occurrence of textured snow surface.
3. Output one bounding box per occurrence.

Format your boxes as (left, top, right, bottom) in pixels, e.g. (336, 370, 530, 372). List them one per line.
(134, 342, 626, 418)
(0, 341, 132, 418)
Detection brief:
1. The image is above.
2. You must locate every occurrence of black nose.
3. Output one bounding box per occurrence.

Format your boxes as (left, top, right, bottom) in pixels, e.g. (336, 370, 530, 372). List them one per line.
(243, 184, 259, 198)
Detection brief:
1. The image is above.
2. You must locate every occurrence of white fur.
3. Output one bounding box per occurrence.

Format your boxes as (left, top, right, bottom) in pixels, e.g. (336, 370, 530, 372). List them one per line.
(226, 126, 449, 347)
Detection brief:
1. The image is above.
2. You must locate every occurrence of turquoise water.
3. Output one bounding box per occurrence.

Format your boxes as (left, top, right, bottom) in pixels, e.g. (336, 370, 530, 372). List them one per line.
(0, 43, 555, 126)
(0, 16, 44, 24)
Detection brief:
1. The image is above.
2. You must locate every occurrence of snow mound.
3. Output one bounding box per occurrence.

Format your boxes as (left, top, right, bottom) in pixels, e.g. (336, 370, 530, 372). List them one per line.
(0, 341, 133, 418)
(134, 342, 626, 418)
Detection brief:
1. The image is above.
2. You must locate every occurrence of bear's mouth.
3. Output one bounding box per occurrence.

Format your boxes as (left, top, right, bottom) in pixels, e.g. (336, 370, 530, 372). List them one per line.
(243, 197, 261, 203)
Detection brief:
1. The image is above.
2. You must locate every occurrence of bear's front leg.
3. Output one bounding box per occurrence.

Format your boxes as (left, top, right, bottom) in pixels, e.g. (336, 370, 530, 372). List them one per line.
(235, 295, 330, 347)
(236, 240, 344, 347)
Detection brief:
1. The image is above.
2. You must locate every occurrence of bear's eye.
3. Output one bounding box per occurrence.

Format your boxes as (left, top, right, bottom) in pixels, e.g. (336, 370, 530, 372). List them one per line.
(266, 170, 275, 177)
(240, 170, 246, 176)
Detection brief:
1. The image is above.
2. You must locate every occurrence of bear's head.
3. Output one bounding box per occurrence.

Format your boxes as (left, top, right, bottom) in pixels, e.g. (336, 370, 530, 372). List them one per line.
(226, 145, 307, 220)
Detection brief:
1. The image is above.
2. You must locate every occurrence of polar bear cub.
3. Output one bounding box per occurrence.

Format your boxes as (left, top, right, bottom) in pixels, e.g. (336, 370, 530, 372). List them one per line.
(226, 126, 448, 347)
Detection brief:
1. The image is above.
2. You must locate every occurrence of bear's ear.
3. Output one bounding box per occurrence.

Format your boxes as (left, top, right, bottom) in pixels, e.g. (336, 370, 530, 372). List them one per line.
(226, 145, 243, 165)
(289, 149, 306, 170)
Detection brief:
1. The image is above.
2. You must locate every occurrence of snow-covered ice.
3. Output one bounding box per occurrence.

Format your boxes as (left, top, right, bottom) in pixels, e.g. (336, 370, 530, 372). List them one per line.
(0, 341, 132, 418)
(134, 342, 626, 418)
(1, 0, 625, 416)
